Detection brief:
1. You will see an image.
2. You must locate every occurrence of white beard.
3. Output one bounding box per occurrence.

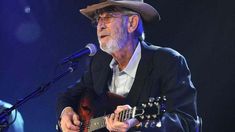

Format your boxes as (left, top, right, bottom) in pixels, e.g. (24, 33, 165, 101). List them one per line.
(99, 37, 121, 54)
(99, 21, 128, 54)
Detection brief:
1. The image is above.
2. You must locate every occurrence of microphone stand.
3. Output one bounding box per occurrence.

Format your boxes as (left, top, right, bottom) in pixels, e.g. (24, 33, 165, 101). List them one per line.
(0, 63, 77, 131)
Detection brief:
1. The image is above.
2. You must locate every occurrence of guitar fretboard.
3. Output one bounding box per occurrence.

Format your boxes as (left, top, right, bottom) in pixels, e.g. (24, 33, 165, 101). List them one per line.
(88, 108, 135, 132)
(88, 116, 106, 132)
(119, 108, 134, 122)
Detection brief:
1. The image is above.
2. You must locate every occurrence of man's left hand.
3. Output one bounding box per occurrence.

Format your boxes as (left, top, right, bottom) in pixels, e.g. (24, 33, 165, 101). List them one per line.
(105, 105, 139, 132)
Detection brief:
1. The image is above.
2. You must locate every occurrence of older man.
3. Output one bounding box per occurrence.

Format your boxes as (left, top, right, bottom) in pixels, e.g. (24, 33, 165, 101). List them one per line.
(57, 0, 199, 132)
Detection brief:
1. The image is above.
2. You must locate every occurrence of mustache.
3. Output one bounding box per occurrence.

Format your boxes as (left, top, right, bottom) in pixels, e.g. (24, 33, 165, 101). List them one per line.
(98, 31, 110, 37)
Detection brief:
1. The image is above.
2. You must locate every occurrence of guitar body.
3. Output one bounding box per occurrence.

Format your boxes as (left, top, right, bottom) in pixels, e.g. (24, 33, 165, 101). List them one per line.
(78, 93, 93, 132)
(78, 90, 125, 132)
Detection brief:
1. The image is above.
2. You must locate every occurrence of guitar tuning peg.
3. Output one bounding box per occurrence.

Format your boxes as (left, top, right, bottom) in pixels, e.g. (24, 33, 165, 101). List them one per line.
(156, 96, 161, 101)
(146, 115, 151, 119)
(140, 115, 145, 120)
(156, 121, 162, 128)
(151, 114, 157, 119)
(162, 96, 167, 101)
(144, 121, 149, 128)
(154, 102, 159, 106)
(147, 102, 153, 107)
(148, 97, 155, 102)
(163, 109, 166, 112)
(141, 103, 147, 108)
(150, 121, 156, 128)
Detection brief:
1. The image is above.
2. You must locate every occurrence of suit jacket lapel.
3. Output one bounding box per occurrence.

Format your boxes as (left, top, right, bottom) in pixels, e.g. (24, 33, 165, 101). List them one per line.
(93, 52, 112, 95)
(126, 42, 154, 106)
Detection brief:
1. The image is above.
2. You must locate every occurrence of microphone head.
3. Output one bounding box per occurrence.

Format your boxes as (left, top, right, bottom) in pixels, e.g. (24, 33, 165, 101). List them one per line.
(85, 43, 97, 56)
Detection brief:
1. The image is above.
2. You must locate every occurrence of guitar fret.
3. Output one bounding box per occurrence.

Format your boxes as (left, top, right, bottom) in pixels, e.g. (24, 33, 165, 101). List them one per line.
(128, 109, 132, 119)
(125, 110, 128, 120)
(120, 111, 124, 121)
(130, 109, 132, 118)
(123, 110, 125, 121)
(123, 110, 126, 121)
(89, 116, 106, 132)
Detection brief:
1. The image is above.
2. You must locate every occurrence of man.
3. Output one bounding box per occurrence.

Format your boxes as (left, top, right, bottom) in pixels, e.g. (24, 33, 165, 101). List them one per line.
(57, 0, 199, 131)
(0, 100, 24, 132)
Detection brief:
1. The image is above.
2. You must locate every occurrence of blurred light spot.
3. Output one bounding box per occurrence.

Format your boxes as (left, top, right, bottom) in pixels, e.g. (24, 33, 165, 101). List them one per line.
(24, 6, 31, 14)
(15, 22, 41, 44)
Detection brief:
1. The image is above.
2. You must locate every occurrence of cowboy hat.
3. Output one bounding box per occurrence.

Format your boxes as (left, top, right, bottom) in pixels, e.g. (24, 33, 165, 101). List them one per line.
(80, 0, 160, 22)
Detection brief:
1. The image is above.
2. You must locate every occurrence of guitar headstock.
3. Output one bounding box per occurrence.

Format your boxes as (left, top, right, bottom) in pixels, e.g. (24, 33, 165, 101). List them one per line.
(134, 96, 166, 128)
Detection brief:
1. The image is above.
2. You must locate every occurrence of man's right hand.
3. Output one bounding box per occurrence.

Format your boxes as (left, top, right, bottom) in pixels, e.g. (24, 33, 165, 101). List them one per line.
(60, 107, 80, 132)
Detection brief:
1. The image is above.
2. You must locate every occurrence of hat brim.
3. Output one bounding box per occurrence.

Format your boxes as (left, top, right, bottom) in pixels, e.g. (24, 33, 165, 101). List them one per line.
(80, 1, 160, 22)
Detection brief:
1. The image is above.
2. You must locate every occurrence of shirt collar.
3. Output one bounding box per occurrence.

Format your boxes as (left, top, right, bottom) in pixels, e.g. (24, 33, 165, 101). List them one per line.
(109, 42, 141, 78)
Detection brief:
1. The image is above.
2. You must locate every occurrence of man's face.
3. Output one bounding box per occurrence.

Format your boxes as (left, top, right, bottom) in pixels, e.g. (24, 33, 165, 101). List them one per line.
(96, 12, 129, 54)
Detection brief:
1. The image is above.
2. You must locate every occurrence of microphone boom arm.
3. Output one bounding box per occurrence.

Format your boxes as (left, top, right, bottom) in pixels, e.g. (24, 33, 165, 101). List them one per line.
(0, 64, 77, 130)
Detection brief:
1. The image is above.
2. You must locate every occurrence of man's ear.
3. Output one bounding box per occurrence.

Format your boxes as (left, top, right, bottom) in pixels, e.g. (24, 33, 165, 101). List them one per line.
(127, 15, 139, 33)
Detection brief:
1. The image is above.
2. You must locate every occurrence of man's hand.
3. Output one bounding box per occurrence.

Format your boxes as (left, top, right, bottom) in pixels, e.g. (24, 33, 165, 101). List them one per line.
(60, 107, 80, 132)
(105, 105, 139, 132)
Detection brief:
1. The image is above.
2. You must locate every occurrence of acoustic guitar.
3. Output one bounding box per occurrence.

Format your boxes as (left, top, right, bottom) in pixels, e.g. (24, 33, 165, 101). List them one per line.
(57, 91, 166, 132)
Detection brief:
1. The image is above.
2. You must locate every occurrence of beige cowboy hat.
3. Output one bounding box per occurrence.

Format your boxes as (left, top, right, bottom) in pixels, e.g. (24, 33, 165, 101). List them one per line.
(80, 0, 161, 22)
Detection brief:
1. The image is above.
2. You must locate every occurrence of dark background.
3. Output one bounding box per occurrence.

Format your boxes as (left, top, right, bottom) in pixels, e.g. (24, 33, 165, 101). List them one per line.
(0, 0, 234, 131)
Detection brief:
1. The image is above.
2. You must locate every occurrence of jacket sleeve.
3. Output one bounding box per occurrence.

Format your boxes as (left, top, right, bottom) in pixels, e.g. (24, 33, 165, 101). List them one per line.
(146, 48, 199, 132)
(56, 57, 94, 118)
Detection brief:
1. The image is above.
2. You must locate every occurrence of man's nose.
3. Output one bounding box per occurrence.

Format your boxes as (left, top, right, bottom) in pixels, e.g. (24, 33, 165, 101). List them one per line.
(97, 21, 106, 31)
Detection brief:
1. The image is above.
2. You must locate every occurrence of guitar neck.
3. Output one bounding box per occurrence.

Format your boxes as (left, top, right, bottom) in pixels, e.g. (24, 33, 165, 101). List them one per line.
(88, 115, 106, 132)
(88, 108, 135, 132)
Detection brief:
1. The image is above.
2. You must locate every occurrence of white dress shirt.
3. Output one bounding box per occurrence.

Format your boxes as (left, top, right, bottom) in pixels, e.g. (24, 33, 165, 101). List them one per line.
(109, 43, 141, 97)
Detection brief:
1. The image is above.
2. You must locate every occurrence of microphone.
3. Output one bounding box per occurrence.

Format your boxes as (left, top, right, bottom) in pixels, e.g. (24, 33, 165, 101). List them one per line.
(61, 43, 97, 64)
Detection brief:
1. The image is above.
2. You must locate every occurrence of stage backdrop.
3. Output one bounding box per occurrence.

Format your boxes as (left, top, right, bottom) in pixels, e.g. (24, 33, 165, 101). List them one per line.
(0, 0, 234, 131)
